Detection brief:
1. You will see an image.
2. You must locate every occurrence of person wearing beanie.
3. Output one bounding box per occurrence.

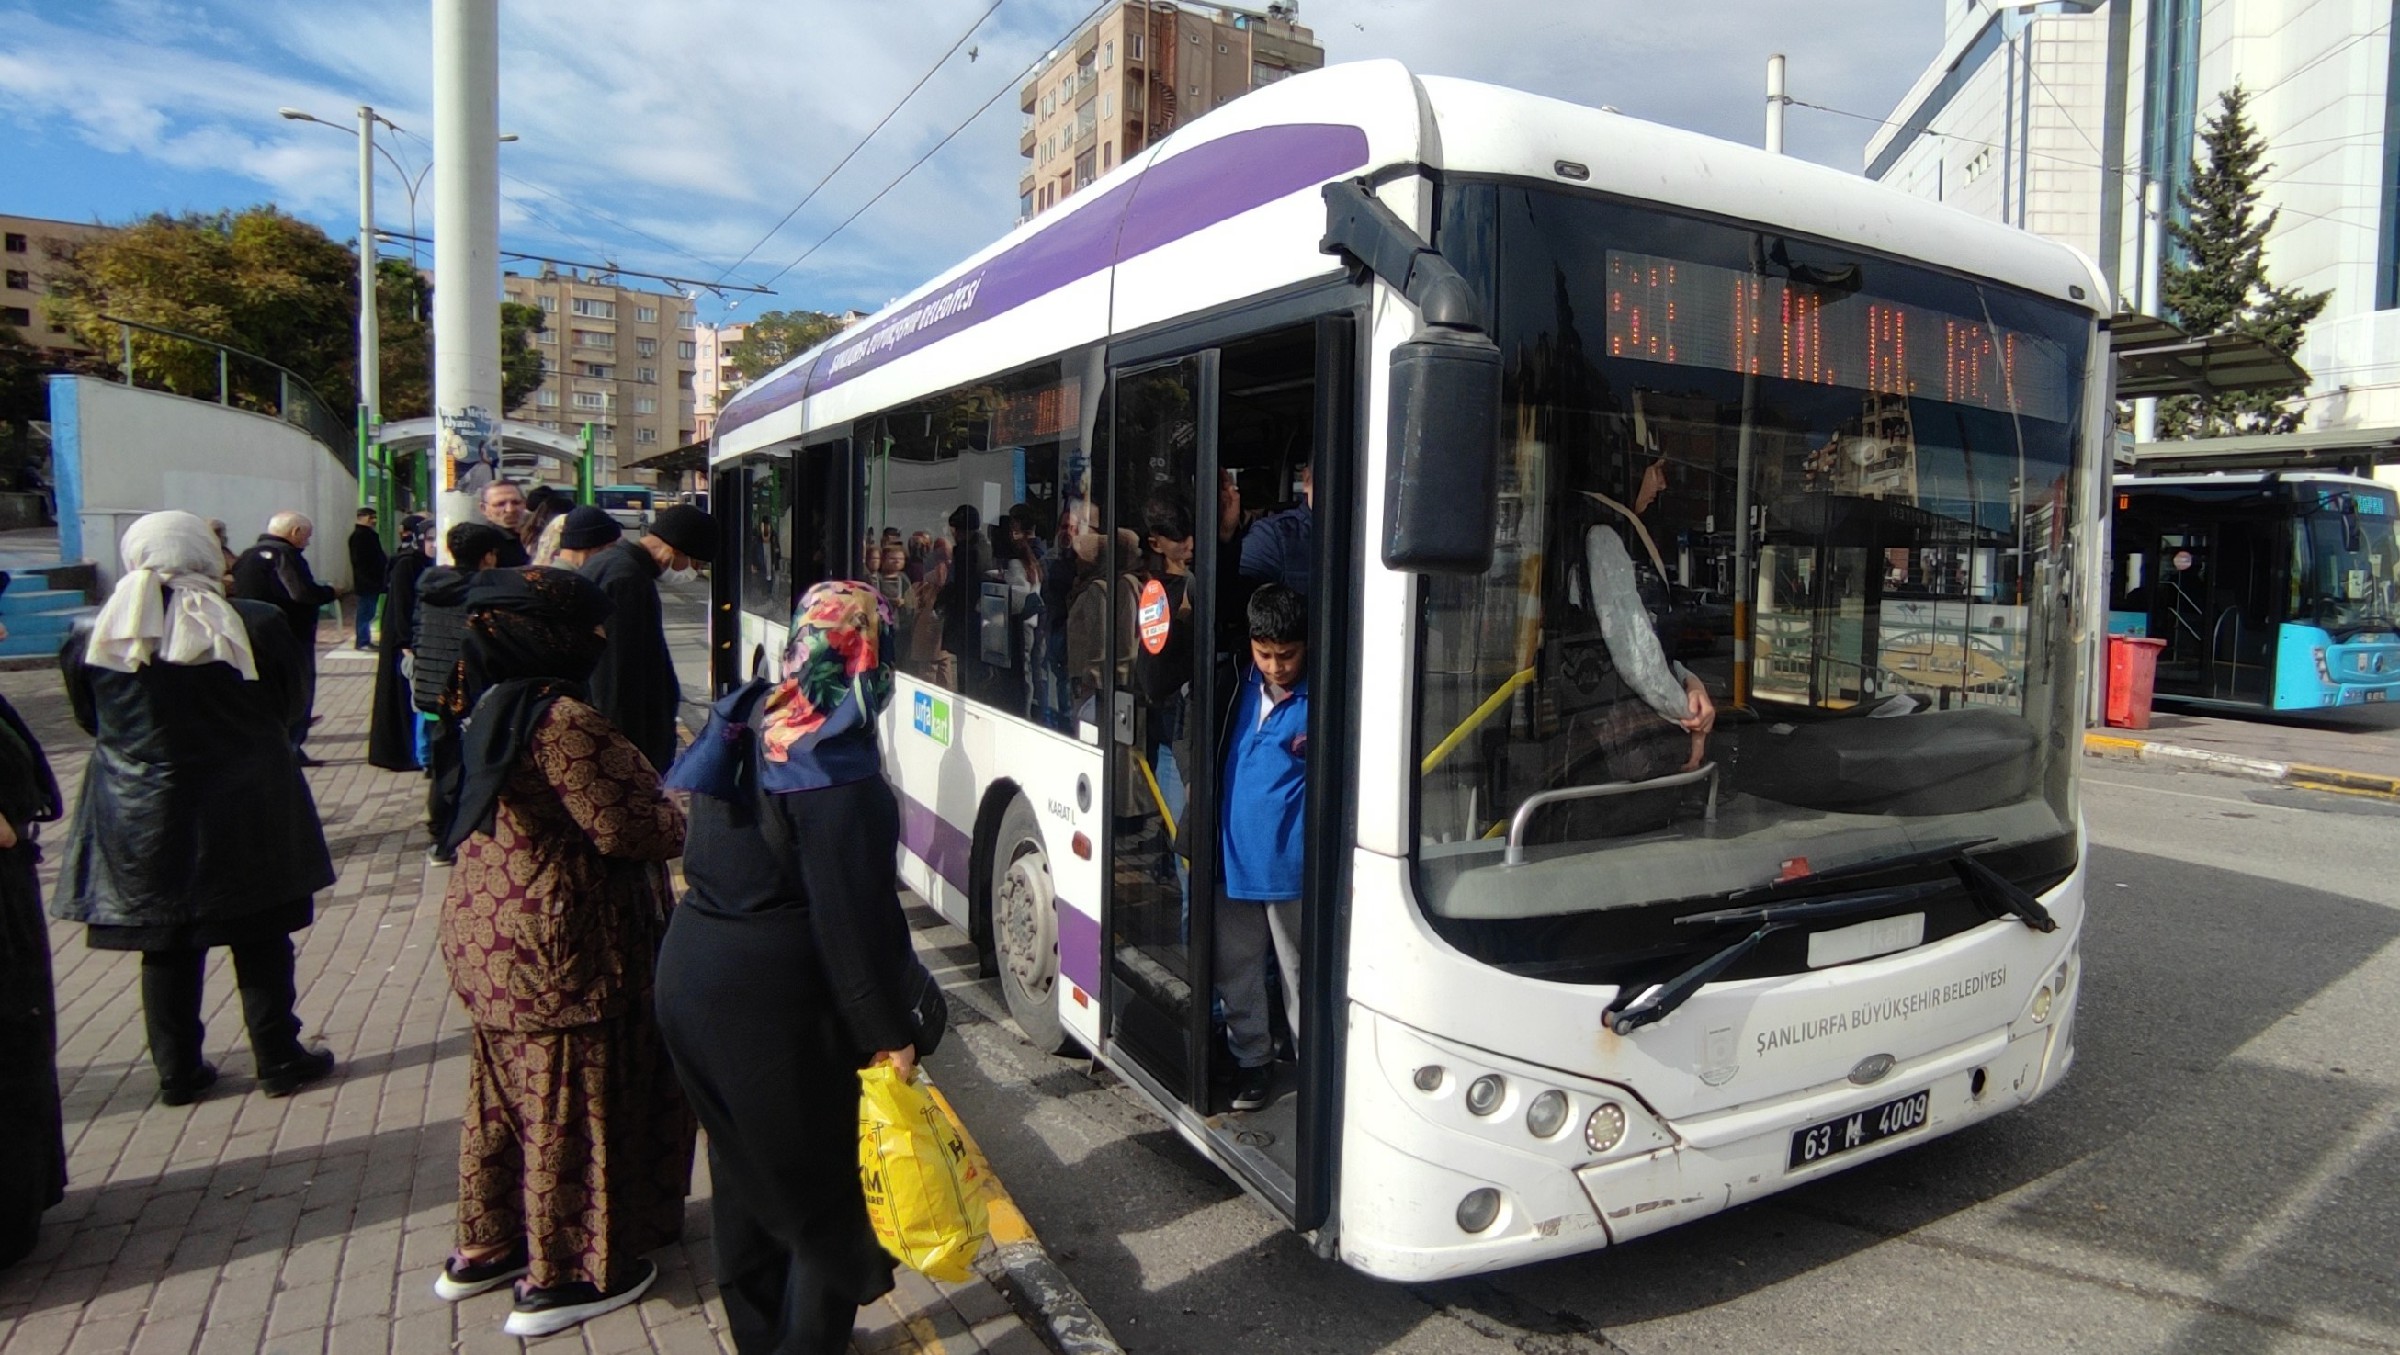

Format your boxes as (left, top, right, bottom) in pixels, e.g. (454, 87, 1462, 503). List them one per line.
(554, 506, 622, 555)
(557, 505, 713, 772)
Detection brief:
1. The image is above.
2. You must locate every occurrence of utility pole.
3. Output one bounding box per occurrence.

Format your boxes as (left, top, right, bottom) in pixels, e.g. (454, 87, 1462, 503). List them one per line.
(1765, 54, 1788, 154)
(356, 104, 381, 533)
(432, 0, 501, 563)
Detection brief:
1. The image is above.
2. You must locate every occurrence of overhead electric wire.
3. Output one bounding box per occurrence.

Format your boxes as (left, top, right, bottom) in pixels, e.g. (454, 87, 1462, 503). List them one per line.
(712, 0, 1006, 288)
(753, 0, 1120, 293)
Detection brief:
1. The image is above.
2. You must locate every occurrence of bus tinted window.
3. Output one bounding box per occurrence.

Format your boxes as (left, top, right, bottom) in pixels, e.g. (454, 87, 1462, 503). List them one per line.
(861, 355, 1096, 734)
(737, 459, 793, 624)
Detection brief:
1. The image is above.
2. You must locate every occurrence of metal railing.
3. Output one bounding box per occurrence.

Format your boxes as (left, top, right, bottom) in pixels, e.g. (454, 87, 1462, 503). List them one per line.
(99, 315, 357, 475)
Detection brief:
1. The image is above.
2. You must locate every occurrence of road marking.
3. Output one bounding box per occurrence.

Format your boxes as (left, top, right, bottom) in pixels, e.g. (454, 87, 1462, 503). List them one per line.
(2083, 773, 2313, 812)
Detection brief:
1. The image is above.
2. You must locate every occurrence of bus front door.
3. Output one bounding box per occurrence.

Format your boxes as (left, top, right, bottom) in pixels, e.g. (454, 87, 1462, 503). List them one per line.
(1098, 316, 1350, 1223)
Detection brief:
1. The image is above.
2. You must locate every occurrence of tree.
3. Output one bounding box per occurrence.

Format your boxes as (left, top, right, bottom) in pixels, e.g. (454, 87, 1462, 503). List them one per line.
(2156, 85, 2331, 438)
(499, 301, 546, 412)
(50, 207, 360, 418)
(724, 309, 845, 387)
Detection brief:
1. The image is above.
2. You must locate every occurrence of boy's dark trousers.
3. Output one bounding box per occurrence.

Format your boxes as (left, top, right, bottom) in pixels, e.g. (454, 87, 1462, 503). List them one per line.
(1213, 894, 1301, 1068)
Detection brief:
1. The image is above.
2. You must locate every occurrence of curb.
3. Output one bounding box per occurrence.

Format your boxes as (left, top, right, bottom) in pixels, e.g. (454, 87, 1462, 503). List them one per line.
(2082, 730, 2400, 801)
(922, 1078, 1125, 1355)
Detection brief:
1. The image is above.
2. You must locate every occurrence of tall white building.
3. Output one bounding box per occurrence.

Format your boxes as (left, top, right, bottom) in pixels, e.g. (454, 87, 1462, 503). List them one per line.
(1867, 0, 2400, 433)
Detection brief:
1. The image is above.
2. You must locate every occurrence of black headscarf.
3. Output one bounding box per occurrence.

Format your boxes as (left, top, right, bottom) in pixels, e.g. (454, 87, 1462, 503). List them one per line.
(440, 567, 614, 851)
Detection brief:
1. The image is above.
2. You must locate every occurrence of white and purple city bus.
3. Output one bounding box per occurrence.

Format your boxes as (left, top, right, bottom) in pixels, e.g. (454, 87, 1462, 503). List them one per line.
(709, 60, 2106, 1280)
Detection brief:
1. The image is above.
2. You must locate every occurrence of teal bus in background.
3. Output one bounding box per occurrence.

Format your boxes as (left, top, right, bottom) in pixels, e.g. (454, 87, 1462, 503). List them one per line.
(2110, 471, 2400, 711)
(594, 484, 655, 532)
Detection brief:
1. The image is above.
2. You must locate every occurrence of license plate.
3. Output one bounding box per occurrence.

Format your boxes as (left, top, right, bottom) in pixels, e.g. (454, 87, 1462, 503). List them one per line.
(1787, 1089, 1930, 1170)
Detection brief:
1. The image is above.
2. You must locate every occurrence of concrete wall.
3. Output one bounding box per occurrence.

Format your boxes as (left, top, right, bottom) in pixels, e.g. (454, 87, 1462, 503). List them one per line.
(47, 375, 361, 590)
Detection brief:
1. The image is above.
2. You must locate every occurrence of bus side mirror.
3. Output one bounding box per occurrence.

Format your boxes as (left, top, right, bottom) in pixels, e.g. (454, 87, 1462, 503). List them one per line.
(1384, 327, 1503, 575)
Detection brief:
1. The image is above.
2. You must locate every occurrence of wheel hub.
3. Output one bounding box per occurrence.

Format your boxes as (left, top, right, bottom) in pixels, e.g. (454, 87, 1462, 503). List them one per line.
(994, 839, 1056, 997)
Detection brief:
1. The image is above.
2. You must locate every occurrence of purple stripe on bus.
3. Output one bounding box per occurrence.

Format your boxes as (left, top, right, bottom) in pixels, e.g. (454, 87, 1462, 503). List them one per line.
(899, 791, 973, 895)
(1056, 900, 1102, 997)
(716, 121, 1371, 441)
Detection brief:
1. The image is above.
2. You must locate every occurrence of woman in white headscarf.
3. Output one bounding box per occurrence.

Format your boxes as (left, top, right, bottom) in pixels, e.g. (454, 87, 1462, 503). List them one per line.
(53, 512, 338, 1107)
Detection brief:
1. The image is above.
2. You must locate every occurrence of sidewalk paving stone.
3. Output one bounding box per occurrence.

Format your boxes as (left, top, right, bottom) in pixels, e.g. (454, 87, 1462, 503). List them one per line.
(0, 639, 1051, 1354)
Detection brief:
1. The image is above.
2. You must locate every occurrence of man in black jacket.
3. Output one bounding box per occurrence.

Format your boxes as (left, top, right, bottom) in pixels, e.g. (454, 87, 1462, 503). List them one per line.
(412, 522, 511, 863)
(231, 513, 337, 765)
(346, 507, 387, 651)
(557, 503, 713, 772)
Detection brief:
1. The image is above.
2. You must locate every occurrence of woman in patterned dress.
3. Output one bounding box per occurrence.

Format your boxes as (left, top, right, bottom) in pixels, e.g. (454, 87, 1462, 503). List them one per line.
(430, 566, 695, 1338)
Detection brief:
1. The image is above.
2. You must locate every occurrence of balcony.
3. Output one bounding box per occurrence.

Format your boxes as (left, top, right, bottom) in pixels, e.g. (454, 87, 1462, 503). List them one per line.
(1021, 123, 1037, 155)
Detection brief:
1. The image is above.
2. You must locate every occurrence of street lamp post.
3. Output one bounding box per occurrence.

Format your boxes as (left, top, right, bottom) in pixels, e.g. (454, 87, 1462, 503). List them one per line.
(280, 105, 518, 547)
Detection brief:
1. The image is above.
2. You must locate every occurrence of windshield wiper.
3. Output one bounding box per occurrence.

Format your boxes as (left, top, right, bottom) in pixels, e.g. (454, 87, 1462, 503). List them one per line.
(1602, 848, 2059, 1036)
(1604, 882, 1947, 1035)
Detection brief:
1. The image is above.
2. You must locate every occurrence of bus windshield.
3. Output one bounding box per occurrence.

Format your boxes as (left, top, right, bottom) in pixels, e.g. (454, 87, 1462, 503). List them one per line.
(2296, 486, 2400, 636)
(595, 487, 652, 512)
(1414, 184, 2093, 978)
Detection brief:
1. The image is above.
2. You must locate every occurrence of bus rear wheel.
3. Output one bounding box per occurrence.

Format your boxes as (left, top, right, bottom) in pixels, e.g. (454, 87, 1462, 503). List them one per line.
(990, 797, 1072, 1054)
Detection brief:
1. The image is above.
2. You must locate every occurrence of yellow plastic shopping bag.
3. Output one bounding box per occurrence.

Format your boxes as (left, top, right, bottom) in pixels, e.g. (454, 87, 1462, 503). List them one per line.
(858, 1064, 989, 1283)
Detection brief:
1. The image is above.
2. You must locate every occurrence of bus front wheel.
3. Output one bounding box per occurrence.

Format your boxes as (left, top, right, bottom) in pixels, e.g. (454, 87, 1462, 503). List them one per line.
(991, 797, 1072, 1054)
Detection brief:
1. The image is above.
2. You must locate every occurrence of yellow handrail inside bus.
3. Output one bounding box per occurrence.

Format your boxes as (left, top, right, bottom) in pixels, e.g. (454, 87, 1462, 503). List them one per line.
(1420, 666, 1536, 775)
(1136, 751, 1177, 841)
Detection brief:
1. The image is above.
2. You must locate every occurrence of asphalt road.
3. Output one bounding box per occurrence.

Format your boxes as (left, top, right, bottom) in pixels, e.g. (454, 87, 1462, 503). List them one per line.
(925, 760, 2400, 1355)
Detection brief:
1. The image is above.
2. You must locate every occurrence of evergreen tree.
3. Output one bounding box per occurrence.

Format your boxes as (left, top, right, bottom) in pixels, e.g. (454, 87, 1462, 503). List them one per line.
(2156, 84, 2330, 437)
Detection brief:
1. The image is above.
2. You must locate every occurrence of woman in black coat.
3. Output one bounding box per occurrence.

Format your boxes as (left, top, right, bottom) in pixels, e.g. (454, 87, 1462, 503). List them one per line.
(368, 515, 430, 771)
(0, 573, 65, 1268)
(55, 511, 338, 1106)
(655, 580, 921, 1355)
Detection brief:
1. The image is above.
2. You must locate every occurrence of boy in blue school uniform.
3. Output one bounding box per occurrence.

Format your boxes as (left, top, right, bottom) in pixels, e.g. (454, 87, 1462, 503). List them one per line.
(1217, 583, 1309, 1113)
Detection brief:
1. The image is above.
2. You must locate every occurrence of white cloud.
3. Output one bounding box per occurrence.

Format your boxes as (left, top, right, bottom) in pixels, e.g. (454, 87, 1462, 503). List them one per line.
(1, 0, 1941, 322)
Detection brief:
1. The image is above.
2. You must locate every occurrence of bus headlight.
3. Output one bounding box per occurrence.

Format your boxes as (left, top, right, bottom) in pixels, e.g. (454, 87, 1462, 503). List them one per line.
(1465, 1074, 1506, 1117)
(1525, 1089, 1570, 1139)
(1585, 1101, 1628, 1154)
(2030, 984, 2055, 1024)
(1456, 1188, 1503, 1233)
(1412, 1065, 1446, 1093)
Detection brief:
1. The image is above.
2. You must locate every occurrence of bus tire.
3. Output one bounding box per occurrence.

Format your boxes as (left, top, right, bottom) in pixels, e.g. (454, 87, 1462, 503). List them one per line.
(990, 796, 1072, 1055)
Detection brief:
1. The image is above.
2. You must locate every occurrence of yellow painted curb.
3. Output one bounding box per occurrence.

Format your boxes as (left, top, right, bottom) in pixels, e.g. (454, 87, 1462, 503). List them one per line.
(923, 1079, 1036, 1247)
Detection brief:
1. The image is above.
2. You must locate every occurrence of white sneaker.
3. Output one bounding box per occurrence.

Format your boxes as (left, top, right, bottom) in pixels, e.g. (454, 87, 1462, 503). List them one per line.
(501, 1259, 656, 1337)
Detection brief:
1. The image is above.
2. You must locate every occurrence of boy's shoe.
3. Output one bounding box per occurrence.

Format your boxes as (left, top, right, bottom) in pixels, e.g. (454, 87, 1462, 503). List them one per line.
(434, 1245, 530, 1301)
(503, 1259, 656, 1337)
(159, 1062, 219, 1108)
(258, 1048, 336, 1098)
(1230, 1063, 1274, 1113)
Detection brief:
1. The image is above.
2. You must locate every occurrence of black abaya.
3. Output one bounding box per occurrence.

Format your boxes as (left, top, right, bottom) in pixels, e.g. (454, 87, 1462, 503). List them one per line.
(0, 693, 64, 1268)
(367, 547, 427, 771)
(655, 775, 918, 1355)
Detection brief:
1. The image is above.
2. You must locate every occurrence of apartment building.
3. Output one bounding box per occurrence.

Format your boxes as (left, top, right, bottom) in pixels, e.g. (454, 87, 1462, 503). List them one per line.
(1866, 0, 2400, 434)
(1018, 1, 1323, 221)
(693, 320, 745, 443)
(1, 213, 112, 359)
(499, 267, 698, 485)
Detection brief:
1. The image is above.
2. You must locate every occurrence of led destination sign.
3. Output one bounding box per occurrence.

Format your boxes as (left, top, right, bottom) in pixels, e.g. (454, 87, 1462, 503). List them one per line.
(1604, 251, 2076, 424)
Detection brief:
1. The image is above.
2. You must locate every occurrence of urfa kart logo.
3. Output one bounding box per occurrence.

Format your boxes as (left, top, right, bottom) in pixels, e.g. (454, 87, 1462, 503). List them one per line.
(1699, 1026, 1739, 1086)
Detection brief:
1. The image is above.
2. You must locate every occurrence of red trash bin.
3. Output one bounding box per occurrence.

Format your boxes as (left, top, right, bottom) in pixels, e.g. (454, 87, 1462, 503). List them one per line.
(2105, 635, 2167, 730)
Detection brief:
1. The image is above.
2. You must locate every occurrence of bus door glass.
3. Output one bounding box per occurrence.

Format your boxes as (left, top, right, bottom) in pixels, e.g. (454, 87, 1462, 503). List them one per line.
(2153, 529, 2210, 696)
(1102, 353, 1218, 1109)
(792, 437, 853, 598)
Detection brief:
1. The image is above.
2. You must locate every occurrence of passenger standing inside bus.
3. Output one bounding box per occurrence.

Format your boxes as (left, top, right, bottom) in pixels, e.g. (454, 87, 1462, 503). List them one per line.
(656, 581, 922, 1355)
(1217, 584, 1310, 1113)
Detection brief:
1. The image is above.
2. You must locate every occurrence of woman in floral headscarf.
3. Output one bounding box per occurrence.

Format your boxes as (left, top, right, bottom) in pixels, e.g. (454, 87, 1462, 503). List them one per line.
(655, 580, 925, 1355)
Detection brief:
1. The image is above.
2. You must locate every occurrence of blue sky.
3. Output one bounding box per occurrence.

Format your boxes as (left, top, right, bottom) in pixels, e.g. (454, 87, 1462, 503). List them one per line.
(1, 0, 1938, 326)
